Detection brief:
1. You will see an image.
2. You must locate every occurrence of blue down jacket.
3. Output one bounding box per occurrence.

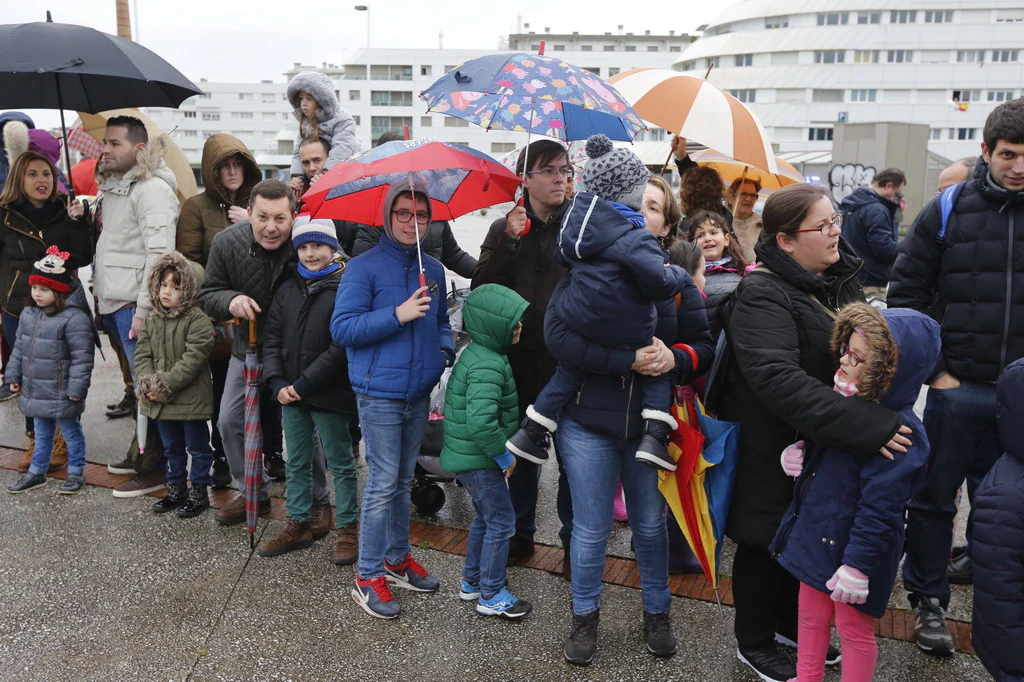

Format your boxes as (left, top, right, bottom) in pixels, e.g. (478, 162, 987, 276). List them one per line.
(972, 358, 1024, 682)
(840, 186, 900, 288)
(771, 308, 940, 618)
(553, 192, 688, 347)
(331, 226, 454, 401)
(6, 282, 95, 419)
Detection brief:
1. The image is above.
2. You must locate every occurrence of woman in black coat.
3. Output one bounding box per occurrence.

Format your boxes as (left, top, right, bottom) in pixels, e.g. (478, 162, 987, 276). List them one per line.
(716, 184, 912, 682)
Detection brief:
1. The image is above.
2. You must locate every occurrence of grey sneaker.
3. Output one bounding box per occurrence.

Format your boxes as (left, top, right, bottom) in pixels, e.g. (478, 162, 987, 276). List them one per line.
(913, 597, 954, 655)
(8, 472, 46, 493)
(58, 474, 86, 495)
(385, 554, 440, 592)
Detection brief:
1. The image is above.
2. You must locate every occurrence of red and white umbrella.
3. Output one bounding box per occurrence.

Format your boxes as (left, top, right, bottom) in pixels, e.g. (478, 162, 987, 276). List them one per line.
(608, 68, 778, 175)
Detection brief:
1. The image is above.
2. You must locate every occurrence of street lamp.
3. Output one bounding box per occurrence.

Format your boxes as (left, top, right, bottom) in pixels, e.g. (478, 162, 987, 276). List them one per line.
(354, 5, 369, 49)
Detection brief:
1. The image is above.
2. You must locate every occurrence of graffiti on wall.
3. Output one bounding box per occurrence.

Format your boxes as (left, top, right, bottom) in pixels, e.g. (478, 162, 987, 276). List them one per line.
(829, 164, 877, 203)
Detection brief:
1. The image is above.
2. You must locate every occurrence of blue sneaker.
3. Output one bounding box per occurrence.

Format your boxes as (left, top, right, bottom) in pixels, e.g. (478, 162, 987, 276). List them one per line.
(476, 588, 533, 619)
(351, 575, 401, 619)
(385, 554, 440, 593)
(459, 580, 481, 602)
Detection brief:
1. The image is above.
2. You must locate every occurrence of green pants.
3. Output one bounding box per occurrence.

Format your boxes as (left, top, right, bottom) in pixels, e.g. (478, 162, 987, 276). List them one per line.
(282, 406, 358, 527)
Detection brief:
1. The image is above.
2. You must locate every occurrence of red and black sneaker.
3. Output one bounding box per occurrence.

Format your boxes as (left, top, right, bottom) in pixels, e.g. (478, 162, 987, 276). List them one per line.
(385, 553, 441, 593)
(351, 574, 400, 619)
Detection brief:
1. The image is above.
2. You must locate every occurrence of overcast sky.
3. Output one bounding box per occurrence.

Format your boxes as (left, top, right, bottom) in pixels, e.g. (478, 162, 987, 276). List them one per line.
(5, 0, 741, 128)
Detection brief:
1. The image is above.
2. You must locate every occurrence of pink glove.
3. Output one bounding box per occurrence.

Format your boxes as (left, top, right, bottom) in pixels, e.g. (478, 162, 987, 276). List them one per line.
(780, 440, 805, 477)
(826, 565, 869, 604)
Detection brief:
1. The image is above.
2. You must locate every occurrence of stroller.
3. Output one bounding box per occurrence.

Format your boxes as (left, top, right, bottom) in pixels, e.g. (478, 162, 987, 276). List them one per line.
(411, 282, 471, 515)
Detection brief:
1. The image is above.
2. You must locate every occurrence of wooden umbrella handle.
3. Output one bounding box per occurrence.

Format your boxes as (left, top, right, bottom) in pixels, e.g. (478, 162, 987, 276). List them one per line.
(249, 318, 258, 348)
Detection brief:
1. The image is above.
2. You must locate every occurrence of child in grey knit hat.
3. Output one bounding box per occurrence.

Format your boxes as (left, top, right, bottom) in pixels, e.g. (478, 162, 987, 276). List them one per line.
(505, 134, 694, 472)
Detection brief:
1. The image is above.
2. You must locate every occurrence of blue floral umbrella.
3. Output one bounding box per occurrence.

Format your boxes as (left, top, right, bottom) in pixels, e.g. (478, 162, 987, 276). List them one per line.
(420, 52, 644, 142)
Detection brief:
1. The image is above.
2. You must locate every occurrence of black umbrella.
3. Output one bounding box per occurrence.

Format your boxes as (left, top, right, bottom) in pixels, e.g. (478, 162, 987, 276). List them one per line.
(0, 12, 203, 196)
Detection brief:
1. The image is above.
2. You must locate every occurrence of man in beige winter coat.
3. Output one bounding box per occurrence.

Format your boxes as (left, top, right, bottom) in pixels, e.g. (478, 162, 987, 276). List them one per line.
(93, 115, 178, 498)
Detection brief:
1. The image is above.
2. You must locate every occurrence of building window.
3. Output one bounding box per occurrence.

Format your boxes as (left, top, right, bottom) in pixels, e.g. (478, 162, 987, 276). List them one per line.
(490, 142, 516, 153)
(890, 10, 917, 23)
(992, 50, 1020, 62)
(420, 65, 432, 76)
(370, 116, 412, 143)
(420, 116, 432, 126)
(679, 61, 696, 71)
(649, 129, 667, 141)
(261, 93, 276, 104)
(995, 9, 1024, 22)
(957, 128, 977, 141)
(581, 45, 593, 52)
(850, 89, 877, 102)
(444, 65, 457, 72)
(199, 92, 212, 99)
(812, 89, 844, 103)
(988, 90, 1015, 102)
(929, 128, 942, 140)
(808, 128, 834, 141)
(952, 89, 982, 102)
(705, 57, 719, 69)
(183, 110, 196, 118)
(771, 51, 799, 65)
(647, 45, 659, 52)
(734, 54, 753, 67)
(603, 45, 616, 52)
(182, 129, 197, 137)
(443, 117, 469, 127)
(625, 45, 637, 52)
(814, 50, 846, 64)
(553, 45, 565, 51)
(232, 111, 254, 120)
(670, 46, 682, 52)
(201, 111, 220, 121)
(349, 90, 360, 100)
(887, 50, 913, 63)
(857, 11, 881, 24)
(817, 12, 849, 25)
(956, 50, 984, 63)
(282, 113, 289, 120)
(729, 89, 756, 103)
(608, 67, 620, 76)
(765, 16, 789, 28)
(353, 115, 360, 125)
(370, 91, 413, 107)
(854, 50, 880, 64)
(583, 67, 600, 75)
(238, 93, 253, 101)
(924, 10, 953, 23)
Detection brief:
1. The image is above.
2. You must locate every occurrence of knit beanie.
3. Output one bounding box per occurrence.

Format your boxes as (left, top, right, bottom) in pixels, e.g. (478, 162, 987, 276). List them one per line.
(29, 245, 73, 294)
(291, 215, 339, 250)
(581, 134, 650, 211)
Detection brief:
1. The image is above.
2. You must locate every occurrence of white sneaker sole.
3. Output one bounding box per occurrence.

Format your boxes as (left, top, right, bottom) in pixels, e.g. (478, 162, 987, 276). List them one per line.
(505, 439, 549, 465)
(736, 648, 790, 682)
(458, 590, 481, 602)
(476, 603, 530, 618)
(106, 465, 136, 475)
(635, 452, 677, 472)
(774, 633, 841, 665)
(111, 483, 165, 498)
(7, 480, 46, 494)
(385, 571, 439, 593)
(350, 587, 399, 619)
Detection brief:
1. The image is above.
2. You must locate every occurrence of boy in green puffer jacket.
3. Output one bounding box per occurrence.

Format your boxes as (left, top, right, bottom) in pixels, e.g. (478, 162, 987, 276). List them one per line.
(441, 283, 532, 620)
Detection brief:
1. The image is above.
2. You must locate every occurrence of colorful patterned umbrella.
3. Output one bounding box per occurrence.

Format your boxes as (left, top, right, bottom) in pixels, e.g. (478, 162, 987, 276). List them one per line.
(420, 52, 644, 142)
(608, 68, 778, 174)
(242, 320, 264, 549)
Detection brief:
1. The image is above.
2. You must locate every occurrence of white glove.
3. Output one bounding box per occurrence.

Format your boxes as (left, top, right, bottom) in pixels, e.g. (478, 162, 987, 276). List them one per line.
(780, 440, 806, 477)
(826, 565, 870, 605)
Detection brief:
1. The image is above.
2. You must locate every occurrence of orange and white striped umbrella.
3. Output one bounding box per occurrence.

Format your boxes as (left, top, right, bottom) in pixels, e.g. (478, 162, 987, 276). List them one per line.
(608, 68, 778, 175)
(690, 150, 803, 195)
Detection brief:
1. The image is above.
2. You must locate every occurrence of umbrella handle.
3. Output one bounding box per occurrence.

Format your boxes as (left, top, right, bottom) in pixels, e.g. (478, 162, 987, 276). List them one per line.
(517, 197, 531, 236)
(248, 318, 258, 348)
(419, 271, 427, 296)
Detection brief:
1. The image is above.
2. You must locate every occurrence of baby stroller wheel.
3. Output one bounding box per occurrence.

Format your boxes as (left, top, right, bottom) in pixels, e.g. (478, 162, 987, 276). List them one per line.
(412, 482, 445, 515)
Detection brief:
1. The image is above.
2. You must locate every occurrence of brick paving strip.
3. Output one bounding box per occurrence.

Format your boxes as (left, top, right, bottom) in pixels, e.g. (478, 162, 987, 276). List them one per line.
(0, 446, 974, 655)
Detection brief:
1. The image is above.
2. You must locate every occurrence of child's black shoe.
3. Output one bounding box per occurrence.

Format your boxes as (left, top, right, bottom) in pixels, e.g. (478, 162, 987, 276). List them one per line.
(7, 472, 46, 494)
(153, 480, 187, 513)
(177, 484, 210, 518)
(58, 474, 86, 495)
(505, 405, 556, 464)
(635, 410, 677, 472)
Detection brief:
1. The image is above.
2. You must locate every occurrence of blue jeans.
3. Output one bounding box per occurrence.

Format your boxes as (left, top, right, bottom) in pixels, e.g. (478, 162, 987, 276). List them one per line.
(457, 467, 516, 598)
(104, 306, 138, 374)
(903, 382, 1001, 608)
(356, 394, 429, 579)
(558, 415, 670, 616)
(3, 310, 33, 432)
(535, 362, 672, 421)
(31, 417, 86, 476)
(155, 419, 213, 486)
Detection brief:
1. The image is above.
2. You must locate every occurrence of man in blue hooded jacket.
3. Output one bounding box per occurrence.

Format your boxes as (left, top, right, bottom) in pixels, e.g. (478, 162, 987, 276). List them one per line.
(839, 168, 906, 301)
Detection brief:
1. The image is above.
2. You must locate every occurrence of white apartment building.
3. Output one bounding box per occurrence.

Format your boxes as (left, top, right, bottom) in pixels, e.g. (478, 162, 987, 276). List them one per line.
(674, 1, 1024, 162)
(144, 27, 692, 181)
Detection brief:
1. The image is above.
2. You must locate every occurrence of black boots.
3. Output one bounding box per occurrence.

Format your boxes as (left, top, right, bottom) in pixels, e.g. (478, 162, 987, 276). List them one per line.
(563, 610, 600, 665)
(635, 410, 677, 471)
(152, 480, 186, 513)
(177, 484, 210, 518)
(505, 405, 556, 464)
(211, 456, 232, 489)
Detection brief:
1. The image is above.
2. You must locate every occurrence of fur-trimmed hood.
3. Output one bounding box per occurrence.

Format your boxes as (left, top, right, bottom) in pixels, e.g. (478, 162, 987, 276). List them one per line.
(286, 71, 339, 121)
(96, 135, 177, 196)
(146, 250, 203, 318)
(830, 303, 898, 403)
(200, 134, 260, 206)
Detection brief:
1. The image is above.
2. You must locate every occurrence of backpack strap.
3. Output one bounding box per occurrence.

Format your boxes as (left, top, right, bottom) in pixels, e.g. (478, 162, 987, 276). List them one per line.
(937, 181, 966, 244)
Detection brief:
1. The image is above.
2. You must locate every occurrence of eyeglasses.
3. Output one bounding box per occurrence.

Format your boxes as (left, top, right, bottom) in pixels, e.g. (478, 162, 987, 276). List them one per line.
(792, 213, 843, 236)
(839, 341, 866, 367)
(738, 192, 758, 200)
(392, 210, 430, 225)
(525, 167, 574, 179)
